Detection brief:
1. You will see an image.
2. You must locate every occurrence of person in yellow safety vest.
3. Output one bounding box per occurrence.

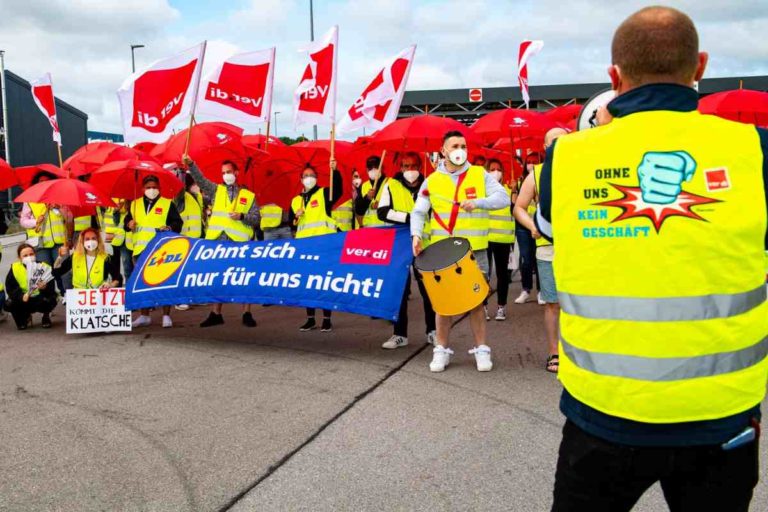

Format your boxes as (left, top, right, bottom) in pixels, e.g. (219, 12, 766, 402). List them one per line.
(186, 157, 261, 328)
(103, 198, 134, 283)
(123, 175, 183, 329)
(484, 158, 516, 322)
(260, 203, 293, 240)
(537, 8, 768, 511)
(512, 155, 543, 305)
(4, 243, 57, 330)
(410, 131, 509, 372)
(376, 151, 436, 349)
(54, 227, 121, 290)
(513, 129, 568, 375)
(354, 155, 390, 227)
(332, 198, 354, 232)
(290, 162, 343, 332)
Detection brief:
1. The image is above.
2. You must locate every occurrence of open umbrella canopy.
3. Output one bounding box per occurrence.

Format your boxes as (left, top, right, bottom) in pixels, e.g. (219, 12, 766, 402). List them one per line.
(132, 141, 158, 154)
(90, 157, 183, 200)
(698, 89, 768, 127)
(63, 142, 139, 178)
(0, 158, 17, 191)
(543, 104, 581, 124)
(13, 178, 115, 209)
(242, 134, 286, 151)
(370, 114, 481, 153)
(14, 164, 69, 190)
(471, 108, 557, 145)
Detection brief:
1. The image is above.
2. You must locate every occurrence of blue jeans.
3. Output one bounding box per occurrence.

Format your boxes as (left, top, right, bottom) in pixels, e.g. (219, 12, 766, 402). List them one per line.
(263, 226, 293, 240)
(515, 228, 539, 292)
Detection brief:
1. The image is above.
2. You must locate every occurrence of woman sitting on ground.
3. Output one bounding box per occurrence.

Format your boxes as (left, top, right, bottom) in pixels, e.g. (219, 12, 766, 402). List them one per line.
(4, 243, 57, 330)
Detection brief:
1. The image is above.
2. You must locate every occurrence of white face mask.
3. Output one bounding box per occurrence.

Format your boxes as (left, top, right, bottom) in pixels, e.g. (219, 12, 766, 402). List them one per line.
(368, 168, 379, 181)
(223, 173, 237, 186)
(303, 176, 317, 190)
(352, 178, 362, 188)
(144, 188, 160, 200)
(490, 170, 503, 182)
(447, 148, 467, 166)
(51, 208, 61, 215)
(84, 240, 98, 252)
(403, 170, 420, 183)
(22, 255, 36, 266)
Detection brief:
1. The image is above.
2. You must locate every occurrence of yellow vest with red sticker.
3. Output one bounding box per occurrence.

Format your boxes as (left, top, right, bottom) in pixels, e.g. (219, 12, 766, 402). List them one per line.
(291, 189, 337, 238)
(131, 197, 172, 256)
(427, 165, 489, 250)
(206, 186, 255, 242)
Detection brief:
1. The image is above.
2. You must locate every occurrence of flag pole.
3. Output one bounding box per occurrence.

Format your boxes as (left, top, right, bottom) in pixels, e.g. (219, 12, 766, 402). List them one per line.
(57, 143, 64, 170)
(265, 120, 271, 151)
(184, 40, 207, 159)
(329, 123, 336, 198)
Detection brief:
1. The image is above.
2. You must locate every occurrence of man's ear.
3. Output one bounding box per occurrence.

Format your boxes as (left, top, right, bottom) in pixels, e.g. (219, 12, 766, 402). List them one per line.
(694, 52, 708, 83)
(608, 65, 622, 91)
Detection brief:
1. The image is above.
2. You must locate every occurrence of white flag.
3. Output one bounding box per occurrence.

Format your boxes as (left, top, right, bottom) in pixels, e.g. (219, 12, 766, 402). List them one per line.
(294, 26, 338, 128)
(518, 40, 544, 108)
(30, 73, 61, 146)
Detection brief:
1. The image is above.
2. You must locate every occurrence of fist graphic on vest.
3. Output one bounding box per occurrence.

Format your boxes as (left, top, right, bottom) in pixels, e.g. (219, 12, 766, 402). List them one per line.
(637, 151, 696, 204)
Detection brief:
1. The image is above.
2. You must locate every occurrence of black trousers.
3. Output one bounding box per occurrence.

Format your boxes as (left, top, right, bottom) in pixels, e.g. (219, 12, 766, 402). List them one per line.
(486, 242, 512, 306)
(552, 420, 760, 512)
(393, 267, 436, 337)
(515, 227, 539, 292)
(5, 294, 57, 328)
(306, 308, 331, 318)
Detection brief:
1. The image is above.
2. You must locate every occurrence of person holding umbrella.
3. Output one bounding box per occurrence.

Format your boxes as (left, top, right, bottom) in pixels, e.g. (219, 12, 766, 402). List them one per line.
(4, 243, 57, 330)
(185, 157, 260, 328)
(123, 175, 183, 328)
(355, 155, 389, 227)
(290, 162, 343, 332)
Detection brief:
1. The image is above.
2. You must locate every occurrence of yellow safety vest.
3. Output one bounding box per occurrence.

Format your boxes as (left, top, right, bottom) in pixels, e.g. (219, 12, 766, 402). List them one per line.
(12, 260, 52, 296)
(131, 197, 172, 256)
(387, 179, 431, 249)
(552, 109, 768, 423)
(532, 165, 552, 248)
(72, 252, 107, 289)
(74, 215, 91, 231)
(331, 199, 354, 232)
(27, 203, 66, 248)
(427, 166, 489, 250)
(206, 186, 255, 242)
(361, 178, 390, 227)
(260, 204, 283, 230)
(103, 207, 127, 247)
(291, 189, 337, 239)
(179, 191, 203, 239)
(488, 185, 515, 244)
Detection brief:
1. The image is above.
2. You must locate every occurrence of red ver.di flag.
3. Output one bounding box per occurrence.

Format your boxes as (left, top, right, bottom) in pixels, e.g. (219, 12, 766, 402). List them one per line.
(196, 48, 275, 126)
(30, 73, 61, 145)
(117, 42, 206, 144)
(518, 40, 544, 108)
(294, 26, 338, 127)
(336, 45, 416, 134)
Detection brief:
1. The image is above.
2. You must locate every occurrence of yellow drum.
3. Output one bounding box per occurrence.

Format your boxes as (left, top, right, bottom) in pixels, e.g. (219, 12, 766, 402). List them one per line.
(415, 237, 489, 316)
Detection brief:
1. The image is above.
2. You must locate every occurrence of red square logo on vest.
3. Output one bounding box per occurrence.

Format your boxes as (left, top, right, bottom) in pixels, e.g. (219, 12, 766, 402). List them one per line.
(340, 228, 395, 265)
(154, 207, 163, 215)
(465, 187, 477, 199)
(310, 199, 319, 208)
(239, 197, 247, 205)
(704, 168, 730, 192)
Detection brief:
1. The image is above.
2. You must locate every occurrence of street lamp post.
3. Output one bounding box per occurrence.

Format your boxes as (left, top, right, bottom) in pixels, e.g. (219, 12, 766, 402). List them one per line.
(130, 44, 145, 73)
(274, 111, 281, 139)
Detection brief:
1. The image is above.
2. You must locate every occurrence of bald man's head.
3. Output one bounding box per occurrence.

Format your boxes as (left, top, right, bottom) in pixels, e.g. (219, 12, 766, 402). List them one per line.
(611, 6, 706, 89)
(544, 127, 568, 149)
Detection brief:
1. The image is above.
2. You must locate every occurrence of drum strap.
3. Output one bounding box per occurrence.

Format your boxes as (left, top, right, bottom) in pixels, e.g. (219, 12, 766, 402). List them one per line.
(431, 172, 467, 236)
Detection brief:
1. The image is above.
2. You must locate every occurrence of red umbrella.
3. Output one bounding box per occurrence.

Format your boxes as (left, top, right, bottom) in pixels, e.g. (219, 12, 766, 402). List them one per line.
(242, 134, 286, 151)
(14, 178, 115, 209)
(0, 158, 17, 191)
(64, 142, 140, 178)
(132, 141, 157, 154)
(159, 121, 248, 181)
(14, 164, 69, 190)
(698, 89, 768, 127)
(543, 104, 581, 124)
(471, 108, 557, 145)
(90, 158, 184, 200)
(370, 115, 482, 153)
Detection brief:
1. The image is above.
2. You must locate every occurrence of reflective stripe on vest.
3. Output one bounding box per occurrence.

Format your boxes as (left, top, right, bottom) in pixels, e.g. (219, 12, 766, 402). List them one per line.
(180, 191, 203, 238)
(131, 197, 171, 255)
(27, 203, 66, 247)
(74, 216, 91, 231)
(104, 208, 126, 246)
(292, 190, 337, 239)
(361, 178, 389, 227)
(427, 166, 489, 250)
(488, 185, 514, 243)
(260, 204, 283, 230)
(72, 253, 106, 289)
(552, 109, 768, 423)
(205, 186, 254, 242)
(332, 200, 353, 232)
(532, 165, 552, 247)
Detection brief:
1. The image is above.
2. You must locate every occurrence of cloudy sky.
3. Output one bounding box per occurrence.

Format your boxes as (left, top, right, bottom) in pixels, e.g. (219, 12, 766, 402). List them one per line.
(1, 0, 767, 140)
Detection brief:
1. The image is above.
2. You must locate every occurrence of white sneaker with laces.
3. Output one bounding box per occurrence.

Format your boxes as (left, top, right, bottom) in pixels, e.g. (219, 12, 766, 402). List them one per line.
(382, 335, 408, 349)
(426, 330, 437, 345)
(429, 346, 454, 372)
(132, 315, 151, 328)
(495, 306, 506, 321)
(483, 306, 490, 321)
(162, 315, 173, 328)
(537, 292, 546, 305)
(514, 290, 531, 304)
(174, 304, 190, 311)
(469, 345, 493, 372)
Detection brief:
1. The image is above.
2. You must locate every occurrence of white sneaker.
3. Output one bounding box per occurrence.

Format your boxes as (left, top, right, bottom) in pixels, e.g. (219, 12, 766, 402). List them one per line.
(429, 346, 454, 372)
(162, 315, 173, 328)
(426, 330, 437, 345)
(132, 315, 151, 328)
(382, 335, 408, 349)
(484, 306, 490, 321)
(537, 292, 546, 305)
(469, 345, 493, 371)
(495, 306, 506, 321)
(174, 304, 190, 311)
(514, 290, 531, 304)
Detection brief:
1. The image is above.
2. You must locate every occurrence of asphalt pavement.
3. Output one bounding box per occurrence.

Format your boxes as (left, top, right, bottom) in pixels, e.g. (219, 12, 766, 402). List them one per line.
(0, 240, 766, 511)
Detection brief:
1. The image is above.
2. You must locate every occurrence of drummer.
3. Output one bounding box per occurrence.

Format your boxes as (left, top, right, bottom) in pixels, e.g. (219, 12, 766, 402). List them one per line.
(411, 131, 509, 372)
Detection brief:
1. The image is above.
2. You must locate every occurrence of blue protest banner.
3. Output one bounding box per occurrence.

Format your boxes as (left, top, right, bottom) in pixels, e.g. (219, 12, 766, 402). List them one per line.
(125, 226, 412, 320)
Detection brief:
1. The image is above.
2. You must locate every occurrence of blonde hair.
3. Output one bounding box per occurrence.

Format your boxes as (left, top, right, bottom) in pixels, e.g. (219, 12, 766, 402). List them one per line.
(74, 227, 107, 258)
